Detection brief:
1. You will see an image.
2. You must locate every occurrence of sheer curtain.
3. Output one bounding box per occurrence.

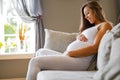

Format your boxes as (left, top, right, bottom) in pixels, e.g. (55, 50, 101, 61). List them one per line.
(0, 0, 2, 14)
(11, 0, 44, 51)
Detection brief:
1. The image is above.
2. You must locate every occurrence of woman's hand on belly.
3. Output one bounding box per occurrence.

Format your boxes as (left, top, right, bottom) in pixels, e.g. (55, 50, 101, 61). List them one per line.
(76, 34, 88, 42)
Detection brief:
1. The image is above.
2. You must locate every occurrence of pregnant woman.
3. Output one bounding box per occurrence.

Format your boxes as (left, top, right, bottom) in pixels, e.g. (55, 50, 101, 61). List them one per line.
(26, 1, 112, 80)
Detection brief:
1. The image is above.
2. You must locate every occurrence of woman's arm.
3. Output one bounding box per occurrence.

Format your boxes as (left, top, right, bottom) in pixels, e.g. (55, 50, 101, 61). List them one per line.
(67, 22, 112, 58)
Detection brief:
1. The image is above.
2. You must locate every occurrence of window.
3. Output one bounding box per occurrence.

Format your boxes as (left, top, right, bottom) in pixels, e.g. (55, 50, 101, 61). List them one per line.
(0, 0, 35, 55)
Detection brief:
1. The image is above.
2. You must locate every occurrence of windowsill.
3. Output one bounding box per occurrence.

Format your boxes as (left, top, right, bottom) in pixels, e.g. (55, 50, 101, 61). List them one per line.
(0, 53, 34, 60)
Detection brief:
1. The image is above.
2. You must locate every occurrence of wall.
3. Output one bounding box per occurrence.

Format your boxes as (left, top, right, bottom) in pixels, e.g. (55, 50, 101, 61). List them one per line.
(42, 0, 86, 32)
(0, 59, 30, 79)
(100, 0, 118, 25)
(42, 0, 118, 32)
(0, 0, 117, 79)
(0, 54, 32, 79)
(117, 0, 120, 16)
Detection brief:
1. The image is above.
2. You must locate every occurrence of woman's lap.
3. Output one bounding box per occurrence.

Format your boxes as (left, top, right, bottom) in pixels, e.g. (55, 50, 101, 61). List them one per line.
(31, 55, 93, 71)
(35, 48, 62, 56)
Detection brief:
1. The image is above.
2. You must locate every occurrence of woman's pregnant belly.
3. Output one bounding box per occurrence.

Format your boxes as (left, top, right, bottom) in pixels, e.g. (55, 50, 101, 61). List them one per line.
(64, 40, 91, 54)
(63, 40, 94, 70)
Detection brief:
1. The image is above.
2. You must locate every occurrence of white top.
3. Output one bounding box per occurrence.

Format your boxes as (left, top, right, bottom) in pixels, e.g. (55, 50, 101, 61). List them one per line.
(82, 23, 103, 43)
(64, 23, 103, 53)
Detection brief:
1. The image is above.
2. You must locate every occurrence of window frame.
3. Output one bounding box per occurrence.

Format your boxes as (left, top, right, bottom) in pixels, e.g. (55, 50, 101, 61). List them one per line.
(0, 53, 34, 60)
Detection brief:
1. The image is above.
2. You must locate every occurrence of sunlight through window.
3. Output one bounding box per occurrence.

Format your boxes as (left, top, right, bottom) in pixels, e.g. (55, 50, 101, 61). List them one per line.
(0, 0, 35, 54)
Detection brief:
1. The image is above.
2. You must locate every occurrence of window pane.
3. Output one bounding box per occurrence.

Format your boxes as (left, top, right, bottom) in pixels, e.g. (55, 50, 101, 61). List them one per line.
(5, 36, 17, 53)
(4, 23, 16, 34)
(0, 0, 35, 54)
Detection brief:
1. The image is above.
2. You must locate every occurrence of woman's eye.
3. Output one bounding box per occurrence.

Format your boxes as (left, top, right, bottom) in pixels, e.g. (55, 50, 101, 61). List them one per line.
(87, 12, 89, 15)
(85, 12, 89, 15)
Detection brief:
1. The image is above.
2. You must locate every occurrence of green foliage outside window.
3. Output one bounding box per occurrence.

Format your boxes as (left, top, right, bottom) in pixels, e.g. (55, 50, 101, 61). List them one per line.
(0, 42, 3, 49)
(4, 23, 16, 34)
(4, 23, 17, 53)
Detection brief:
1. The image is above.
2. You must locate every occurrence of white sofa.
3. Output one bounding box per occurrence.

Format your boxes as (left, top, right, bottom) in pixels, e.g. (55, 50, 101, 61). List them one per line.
(36, 23, 120, 80)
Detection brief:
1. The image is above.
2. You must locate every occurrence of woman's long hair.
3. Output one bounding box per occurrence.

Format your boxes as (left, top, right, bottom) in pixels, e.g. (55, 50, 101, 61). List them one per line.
(79, 1, 106, 32)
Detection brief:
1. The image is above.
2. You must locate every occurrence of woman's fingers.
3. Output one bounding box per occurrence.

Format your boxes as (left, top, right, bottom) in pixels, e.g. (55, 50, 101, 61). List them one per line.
(77, 34, 88, 42)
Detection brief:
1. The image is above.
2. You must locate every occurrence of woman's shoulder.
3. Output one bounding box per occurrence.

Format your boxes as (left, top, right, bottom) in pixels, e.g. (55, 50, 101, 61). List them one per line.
(99, 21, 113, 30)
(103, 21, 113, 26)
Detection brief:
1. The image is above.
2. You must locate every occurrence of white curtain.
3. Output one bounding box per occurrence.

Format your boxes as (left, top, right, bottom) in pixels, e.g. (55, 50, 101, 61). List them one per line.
(0, 0, 3, 14)
(27, 0, 42, 16)
(11, 0, 45, 51)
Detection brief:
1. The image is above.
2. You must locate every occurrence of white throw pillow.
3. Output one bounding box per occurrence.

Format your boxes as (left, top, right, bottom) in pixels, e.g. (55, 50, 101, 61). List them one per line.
(44, 29, 77, 53)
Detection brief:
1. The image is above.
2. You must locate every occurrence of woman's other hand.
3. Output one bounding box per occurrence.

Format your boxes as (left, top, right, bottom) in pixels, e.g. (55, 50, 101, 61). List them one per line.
(64, 50, 78, 57)
(76, 34, 88, 42)
(63, 51, 72, 57)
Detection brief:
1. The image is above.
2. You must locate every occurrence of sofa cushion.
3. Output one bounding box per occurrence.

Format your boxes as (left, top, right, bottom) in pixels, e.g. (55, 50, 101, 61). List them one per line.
(94, 23, 120, 79)
(94, 39, 120, 80)
(97, 30, 113, 70)
(101, 38, 120, 80)
(37, 71, 96, 80)
(44, 29, 77, 53)
(97, 23, 120, 70)
(87, 54, 97, 71)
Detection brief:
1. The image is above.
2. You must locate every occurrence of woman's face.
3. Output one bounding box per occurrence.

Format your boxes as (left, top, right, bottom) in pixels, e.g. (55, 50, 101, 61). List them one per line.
(83, 6, 96, 24)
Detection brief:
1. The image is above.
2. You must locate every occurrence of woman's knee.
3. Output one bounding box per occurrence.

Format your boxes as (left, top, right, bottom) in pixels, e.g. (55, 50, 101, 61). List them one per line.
(35, 48, 44, 56)
(29, 57, 40, 66)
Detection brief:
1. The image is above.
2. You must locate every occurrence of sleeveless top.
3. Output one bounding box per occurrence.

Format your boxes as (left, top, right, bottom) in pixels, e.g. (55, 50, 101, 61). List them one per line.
(64, 23, 103, 52)
(82, 23, 103, 44)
